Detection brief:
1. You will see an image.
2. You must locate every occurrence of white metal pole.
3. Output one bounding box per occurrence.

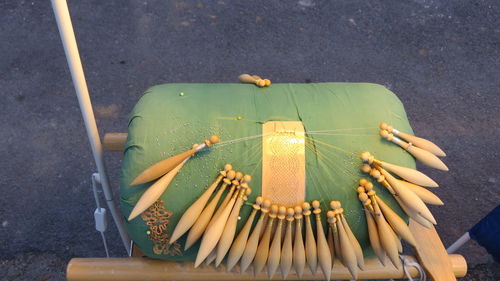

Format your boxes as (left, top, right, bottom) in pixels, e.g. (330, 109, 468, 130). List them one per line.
(446, 232, 470, 254)
(51, 0, 131, 253)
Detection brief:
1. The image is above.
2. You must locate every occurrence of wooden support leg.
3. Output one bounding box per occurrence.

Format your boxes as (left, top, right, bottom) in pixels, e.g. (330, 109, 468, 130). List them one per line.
(410, 219, 465, 281)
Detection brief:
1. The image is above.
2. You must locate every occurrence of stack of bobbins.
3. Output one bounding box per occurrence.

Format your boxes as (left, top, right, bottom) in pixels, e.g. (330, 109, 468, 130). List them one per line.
(327, 201, 364, 280)
(168, 173, 373, 281)
(378, 124, 448, 171)
(360, 154, 441, 229)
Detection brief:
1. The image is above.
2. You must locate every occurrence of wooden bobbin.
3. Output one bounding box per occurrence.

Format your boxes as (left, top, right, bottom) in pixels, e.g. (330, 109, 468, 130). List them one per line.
(326, 210, 341, 268)
(216, 186, 252, 267)
(361, 165, 396, 195)
(302, 202, 318, 275)
(358, 192, 386, 265)
(358, 190, 375, 214)
(252, 75, 271, 87)
(331, 202, 358, 279)
(397, 179, 444, 205)
(240, 199, 272, 273)
(360, 151, 439, 187)
(394, 196, 434, 229)
(169, 165, 233, 245)
(380, 122, 446, 157)
(238, 74, 270, 87)
(338, 209, 365, 270)
(326, 213, 335, 269)
(280, 208, 295, 279)
(207, 172, 244, 230)
(131, 136, 220, 186)
(379, 130, 448, 171)
(312, 200, 332, 281)
(226, 196, 263, 272)
(293, 205, 306, 279)
(371, 198, 401, 269)
(253, 204, 278, 276)
(375, 195, 417, 247)
(378, 167, 437, 225)
(194, 178, 242, 268)
(183, 170, 236, 249)
(326, 210, 341, 264)
(267, 206, 287, 279)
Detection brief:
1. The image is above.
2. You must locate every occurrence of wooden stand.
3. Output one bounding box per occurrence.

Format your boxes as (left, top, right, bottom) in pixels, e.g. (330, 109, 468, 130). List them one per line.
(67, 254, 465, 281)
(66, 133, 467, 281)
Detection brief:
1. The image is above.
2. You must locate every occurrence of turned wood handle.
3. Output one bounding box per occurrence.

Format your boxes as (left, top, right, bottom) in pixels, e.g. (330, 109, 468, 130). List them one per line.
(103, 133, 127, 151)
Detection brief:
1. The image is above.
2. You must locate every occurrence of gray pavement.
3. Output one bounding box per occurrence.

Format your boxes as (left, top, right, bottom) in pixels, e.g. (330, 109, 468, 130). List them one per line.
(1, 0, 499, 280)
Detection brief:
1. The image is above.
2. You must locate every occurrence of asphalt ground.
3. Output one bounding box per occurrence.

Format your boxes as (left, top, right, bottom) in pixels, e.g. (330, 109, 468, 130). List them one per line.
(0, 0, 499, 280)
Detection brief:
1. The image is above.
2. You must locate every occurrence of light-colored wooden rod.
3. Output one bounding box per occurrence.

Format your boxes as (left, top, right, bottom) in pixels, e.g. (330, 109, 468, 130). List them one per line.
(103, 133, 127, 151)
(66, 255, 466, 281)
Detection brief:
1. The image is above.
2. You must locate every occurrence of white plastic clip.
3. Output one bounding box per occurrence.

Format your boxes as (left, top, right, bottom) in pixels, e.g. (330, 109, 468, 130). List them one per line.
(92, 173, 110, 257)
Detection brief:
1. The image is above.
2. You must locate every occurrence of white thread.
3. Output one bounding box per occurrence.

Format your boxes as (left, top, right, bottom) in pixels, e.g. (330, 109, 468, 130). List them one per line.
(400, 255, 427, 281)
(392, 136, 403, 144)
(195, 143, 206, 151)
(214, 133, 271, 147)
(307, 132, 379, 137)
(307, 126, 379, 133)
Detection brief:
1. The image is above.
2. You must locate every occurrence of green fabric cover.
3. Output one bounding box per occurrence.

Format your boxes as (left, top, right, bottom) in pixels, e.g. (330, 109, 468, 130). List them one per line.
(120, 83, 415, 261)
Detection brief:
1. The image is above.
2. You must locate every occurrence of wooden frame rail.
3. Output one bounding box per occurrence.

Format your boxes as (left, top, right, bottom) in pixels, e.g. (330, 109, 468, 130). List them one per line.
(67, 255, 466, 281)
(90, 132, 467, 281)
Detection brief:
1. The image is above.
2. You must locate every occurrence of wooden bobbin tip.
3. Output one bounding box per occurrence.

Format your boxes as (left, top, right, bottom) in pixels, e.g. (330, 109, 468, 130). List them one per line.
(370, 169, 381, 178)
(326, 211, 335, 223)
(312, 200, 320, 210)
(242, 174, 252, 183)
(379, 129, 390, 138)
(358, 192, 369, 202)
(209, 135, 220, 144)
(226, 170, 236, 180)
(361, 164, 372, 173)
(330, 201, 341, 210)
(234, 172, 243, 180)
(302, 202, 311, 212)
(224, 164, 233, 171)
(286, 208, 295, 220)
(379, 122, 388, 130)
(360, 151, 372, 162)
(364, 181, 374, 189)
(294, 206, 303, 217)
(357, 186, 366, 194)
(278, 206, 287, 218)
(262, 199, 272, 211)
(359, 178, 368, 186)
(364, 198, 372, 206)
(244, 188, 252, 196)
(270, 204, 279, 216)
(255, 196, 263, 205)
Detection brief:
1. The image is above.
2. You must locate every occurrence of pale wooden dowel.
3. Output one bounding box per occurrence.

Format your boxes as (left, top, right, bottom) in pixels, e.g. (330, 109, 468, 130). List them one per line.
(103, 133, 127, 151)
(66, 254, 466, 281)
